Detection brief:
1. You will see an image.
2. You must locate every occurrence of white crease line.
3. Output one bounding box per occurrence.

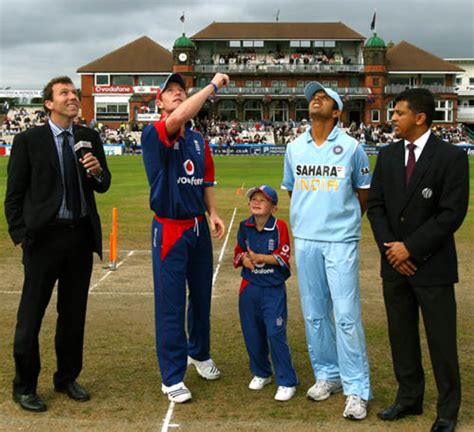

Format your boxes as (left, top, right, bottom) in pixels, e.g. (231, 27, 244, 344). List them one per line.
(212, 207, 237, 291)
(90, 250, 135, 292)
(161, 402, 179, 432)
(90, 291, 152, 296)
(160, 208, 237, 432)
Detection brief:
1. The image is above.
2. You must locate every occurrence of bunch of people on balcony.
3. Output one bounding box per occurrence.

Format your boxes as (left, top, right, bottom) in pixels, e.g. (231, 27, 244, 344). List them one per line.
(212, 50, 351, 68)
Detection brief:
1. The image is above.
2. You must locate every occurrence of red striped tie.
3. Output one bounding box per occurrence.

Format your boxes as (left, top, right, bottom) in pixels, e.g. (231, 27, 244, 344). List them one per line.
(405, 143, 416, 185)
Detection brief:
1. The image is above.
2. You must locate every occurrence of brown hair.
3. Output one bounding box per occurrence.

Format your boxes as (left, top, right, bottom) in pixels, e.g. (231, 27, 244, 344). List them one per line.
(42, 76, 74, 114)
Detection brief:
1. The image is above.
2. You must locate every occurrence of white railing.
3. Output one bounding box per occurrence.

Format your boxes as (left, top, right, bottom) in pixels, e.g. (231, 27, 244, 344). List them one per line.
(384, 84, 454, 94)
(189, 86, 371, 96)
(194, 63, 363, 74)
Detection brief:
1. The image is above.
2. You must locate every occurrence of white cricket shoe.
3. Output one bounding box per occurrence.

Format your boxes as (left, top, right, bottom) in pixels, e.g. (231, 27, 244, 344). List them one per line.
(343, 395, 368, 420)
(188, 356, 221, 380)
(307, 379, 342, 401)
(161, 382, 192, 403)
(274, 386, 296, 401)
(248, 376, 272, 390)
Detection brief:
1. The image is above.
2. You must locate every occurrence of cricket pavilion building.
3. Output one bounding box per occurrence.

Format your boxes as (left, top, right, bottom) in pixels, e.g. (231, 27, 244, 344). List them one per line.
(77, 22, 463, 128)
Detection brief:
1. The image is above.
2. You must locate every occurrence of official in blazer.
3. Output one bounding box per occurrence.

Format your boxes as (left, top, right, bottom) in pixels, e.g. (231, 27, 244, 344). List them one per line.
(367, 88, 469, 432)
(5, 76, 111, 412)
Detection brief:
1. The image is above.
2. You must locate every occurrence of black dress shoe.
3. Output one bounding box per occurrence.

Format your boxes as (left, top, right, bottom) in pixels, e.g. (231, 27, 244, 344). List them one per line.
(55, 381, 90, 402)
(431, 417, 457, 432)
(13, 393, 47, 412)
(377, 402, 423, 421)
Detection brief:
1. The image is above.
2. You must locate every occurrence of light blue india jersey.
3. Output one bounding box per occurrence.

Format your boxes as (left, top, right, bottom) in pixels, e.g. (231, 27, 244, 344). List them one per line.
(282, 126, 371, 242)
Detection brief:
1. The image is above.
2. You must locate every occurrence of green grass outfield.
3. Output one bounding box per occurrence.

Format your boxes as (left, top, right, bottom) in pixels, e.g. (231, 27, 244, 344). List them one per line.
(0, 155, 473, 431)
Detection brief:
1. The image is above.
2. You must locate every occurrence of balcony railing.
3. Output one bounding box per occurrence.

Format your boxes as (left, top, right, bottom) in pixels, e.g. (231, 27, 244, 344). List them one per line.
(457, 106, 474, 122)
(188, 86, 371, 96)
(194, 63, 364, 74)
(385, 84, 454, 94)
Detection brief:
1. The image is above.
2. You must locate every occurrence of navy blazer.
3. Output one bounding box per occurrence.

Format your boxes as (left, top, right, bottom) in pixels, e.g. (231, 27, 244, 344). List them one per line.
(4, 123, 111, 258)
(367, 133, 469, 286)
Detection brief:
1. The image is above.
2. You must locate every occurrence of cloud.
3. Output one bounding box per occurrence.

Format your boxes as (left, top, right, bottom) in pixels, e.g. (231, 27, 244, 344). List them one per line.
(1, 0, 472, 88)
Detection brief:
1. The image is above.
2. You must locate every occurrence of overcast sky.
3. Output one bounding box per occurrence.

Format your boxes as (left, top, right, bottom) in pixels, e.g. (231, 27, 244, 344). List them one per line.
(0, 0, 473, 89)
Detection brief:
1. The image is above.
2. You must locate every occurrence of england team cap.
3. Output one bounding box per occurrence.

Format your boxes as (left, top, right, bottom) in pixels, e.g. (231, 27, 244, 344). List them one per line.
(156, 73, 186, 100)
(304, 81, 344, 111)
(247, 185, 278, 205)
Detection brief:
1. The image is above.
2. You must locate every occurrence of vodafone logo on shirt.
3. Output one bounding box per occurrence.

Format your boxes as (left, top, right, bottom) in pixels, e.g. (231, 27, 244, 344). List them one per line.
(184, 159, 194, 175)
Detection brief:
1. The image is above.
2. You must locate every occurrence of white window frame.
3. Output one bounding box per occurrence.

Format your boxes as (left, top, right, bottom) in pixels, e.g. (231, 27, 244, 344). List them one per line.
(229, 40, 241, 47)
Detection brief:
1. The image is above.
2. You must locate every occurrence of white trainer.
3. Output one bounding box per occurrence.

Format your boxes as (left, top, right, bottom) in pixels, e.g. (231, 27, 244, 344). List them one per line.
(161, 382, 192, 403)
(307, 379, 342, 401)
(274, 386, 296, 401)
(188, 356, 221, 380)
(343, 395, 368, 420)
(248, 376, 272, 390)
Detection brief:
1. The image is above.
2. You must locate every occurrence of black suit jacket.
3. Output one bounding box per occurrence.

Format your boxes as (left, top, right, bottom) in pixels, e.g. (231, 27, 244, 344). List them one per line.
(4, 123, 111, 258)
(367, 133, 469, 286)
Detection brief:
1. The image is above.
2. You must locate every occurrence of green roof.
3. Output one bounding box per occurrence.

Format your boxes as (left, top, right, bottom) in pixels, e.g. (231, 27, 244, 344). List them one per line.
(174, 33, 195, 49)
(366, 33, 386, 48)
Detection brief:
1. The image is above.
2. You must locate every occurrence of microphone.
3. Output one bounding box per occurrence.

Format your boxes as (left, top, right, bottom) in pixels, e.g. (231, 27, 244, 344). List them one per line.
(74, 140, 93, 160)
(74, 140, 93, 175)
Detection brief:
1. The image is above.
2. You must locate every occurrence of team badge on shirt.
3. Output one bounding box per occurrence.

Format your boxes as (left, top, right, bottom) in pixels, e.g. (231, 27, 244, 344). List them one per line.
(184, 159, 195, 175)
(268, 239, 275, 251)
(422, 187, 433, 199)
(194, 140, 201, 154)
(333, 145, 344, 155)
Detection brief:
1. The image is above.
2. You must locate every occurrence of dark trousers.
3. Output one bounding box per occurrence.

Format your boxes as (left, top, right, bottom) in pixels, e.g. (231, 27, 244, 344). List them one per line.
(383, 278, 461, 420)
(13, 219, 93, 395)
(151, 217, 213, 386)
(239, 282, 298, 387)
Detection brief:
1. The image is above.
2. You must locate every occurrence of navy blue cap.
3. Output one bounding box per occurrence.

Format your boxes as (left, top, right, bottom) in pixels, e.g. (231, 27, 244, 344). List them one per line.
(247, 185, 278, 205)
(304, 81, 343, 111)
(156, 73, 186, 100)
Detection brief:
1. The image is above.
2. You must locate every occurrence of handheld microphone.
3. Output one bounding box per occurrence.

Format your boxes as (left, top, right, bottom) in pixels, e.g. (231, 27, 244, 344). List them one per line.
(74, 140, 93, 174)
(74, 140, 93, 159)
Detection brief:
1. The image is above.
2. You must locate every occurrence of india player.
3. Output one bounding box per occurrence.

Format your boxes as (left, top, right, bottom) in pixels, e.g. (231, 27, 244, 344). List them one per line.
(282, 82, 372, 419)
(141, 72, 228, 403)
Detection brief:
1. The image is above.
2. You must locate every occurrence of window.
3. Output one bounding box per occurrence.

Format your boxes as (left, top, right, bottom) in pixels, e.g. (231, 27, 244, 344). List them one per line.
(111, 75, 133, 86)
(322, 81, 330, 87)
(295, 99, 309, 121)
(269, 100, 289, 122)
(242, 40, 253, 48)
(469, 78, 474, 86)
(314, 40, 335, 47)
(371, 109, 380, 122)
(386, 100, 395, 121)
(245, 80, 254, 88)
(137, 75, 166, 86)
(331, 80, 338, 88)
(229, 40, 241, 47)
(280, 81, 287, 88)
(297, 81, 305, 87)
(95, 102, 128, 113)
(229, 80, 236, 87)
(421, 76, 444, 86)
(290, 41, 300, 47)
(271, 80, 279, 88)
(95, 74, 109, 86)
(434, 99, 453, 122)
(217, 100, 237, 121)
(300, 40, 311, 48)
(253, 40, 264, 48)
(455, 77, 462, 86)
(254, 80, 262, 88)
(243, 100, 263, 121)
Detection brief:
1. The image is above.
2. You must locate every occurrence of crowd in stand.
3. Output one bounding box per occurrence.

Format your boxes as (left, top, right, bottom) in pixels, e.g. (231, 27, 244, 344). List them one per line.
(211, 50, 352, 68)
(1, 108, 472, 148)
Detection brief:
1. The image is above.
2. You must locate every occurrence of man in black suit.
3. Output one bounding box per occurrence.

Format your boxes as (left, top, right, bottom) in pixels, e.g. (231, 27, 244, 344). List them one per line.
(367, 88, 469, 432)
(4, 76, 111, 412)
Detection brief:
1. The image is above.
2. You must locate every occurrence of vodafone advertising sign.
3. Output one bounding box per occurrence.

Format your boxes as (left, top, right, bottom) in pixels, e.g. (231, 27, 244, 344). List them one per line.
(93, 85, 133, 94)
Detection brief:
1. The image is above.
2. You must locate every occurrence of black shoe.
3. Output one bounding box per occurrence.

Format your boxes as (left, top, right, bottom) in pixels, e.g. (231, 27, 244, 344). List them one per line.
(13, 393, 47, 412)
(55, 381, 90, 402)
(377, 403, 423, 421)
(431, 417, 457, 432)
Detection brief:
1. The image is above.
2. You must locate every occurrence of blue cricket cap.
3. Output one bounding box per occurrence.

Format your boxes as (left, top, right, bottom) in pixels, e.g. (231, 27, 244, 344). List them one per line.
(247, 185, 278, 205)
(156, 73, 186, 100)
(304, 81, 343, 111)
